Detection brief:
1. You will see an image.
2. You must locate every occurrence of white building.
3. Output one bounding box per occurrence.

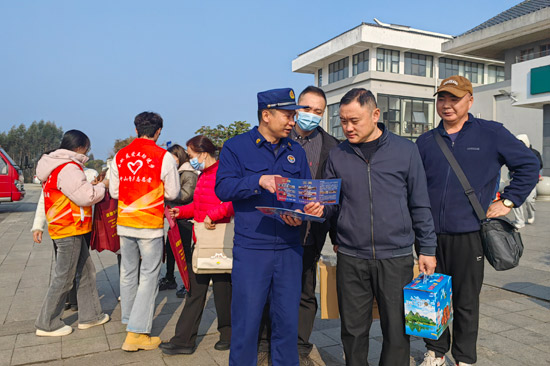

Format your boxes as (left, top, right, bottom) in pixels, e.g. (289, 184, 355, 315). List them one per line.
(292, 19, 508, 141)
(442, 0, 550, 175)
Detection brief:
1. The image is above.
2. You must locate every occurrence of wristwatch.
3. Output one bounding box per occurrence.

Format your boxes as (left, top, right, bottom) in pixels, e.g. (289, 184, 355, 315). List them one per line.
(502, 199, 514, 208)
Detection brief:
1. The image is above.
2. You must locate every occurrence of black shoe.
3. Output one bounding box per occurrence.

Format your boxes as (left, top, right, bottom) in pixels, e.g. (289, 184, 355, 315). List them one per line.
(159, 277, 177, 291)
(70, 305, 78, 311)
(214, 340, 230, 351)
(176, 285, 187, 298)
(159, 341, 195, 355)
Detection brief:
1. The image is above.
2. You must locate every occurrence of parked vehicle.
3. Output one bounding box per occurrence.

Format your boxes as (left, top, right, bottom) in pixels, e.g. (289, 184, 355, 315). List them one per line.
(0, 147, 25, 203)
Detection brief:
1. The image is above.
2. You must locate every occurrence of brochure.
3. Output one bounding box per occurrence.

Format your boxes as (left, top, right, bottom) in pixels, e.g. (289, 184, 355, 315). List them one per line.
(255, 206, 326, 223)
(275, 177, 341, 205)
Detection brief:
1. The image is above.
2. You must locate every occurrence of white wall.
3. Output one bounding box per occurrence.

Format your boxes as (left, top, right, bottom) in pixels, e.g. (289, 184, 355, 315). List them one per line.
(470, 81, 543, 152)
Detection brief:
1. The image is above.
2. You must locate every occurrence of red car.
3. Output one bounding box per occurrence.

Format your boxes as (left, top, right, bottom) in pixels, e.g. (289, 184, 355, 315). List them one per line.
(0, 147, 25, 203)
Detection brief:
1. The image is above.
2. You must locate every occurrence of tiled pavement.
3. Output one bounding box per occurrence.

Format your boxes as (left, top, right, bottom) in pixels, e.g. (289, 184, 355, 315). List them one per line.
(0, 184, 548, 365)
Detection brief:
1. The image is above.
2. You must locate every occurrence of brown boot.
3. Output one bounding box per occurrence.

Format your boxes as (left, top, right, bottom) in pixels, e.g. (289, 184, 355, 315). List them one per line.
(121, 332, 161, 352)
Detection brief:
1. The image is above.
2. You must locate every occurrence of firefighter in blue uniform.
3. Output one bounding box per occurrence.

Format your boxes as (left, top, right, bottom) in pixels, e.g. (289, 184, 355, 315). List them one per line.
(215, 88, 323, 366)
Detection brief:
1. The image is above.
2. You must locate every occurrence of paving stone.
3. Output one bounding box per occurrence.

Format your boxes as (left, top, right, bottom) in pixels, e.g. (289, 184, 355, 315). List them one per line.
(309, 330, 341, 348)
(106, 332, 126, 351)
(60, 348, 163, 365)
(516, 308, 550, 322)
(479, 316, 518, 333)
(61, 334, 110, 358)
(11, 342, 61, 365)
(0, 349, 12, 366)
(15, 331, 61, 348)
(490, 298, 535, 312)
(0, 334, 16, 351)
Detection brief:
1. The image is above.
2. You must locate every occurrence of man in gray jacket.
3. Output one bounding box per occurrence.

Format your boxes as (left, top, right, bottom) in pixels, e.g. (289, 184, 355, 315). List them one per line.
(324, 88, 437, 366)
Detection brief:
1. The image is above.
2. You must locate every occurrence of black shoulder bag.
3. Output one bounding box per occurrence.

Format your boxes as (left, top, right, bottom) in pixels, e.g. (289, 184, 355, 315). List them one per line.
(433, 131, 523, 271)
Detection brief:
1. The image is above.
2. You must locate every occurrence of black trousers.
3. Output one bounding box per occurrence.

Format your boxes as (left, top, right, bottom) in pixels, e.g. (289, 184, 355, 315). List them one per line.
(165, 220, 193, 280)
(425, 232, 484, 365)
(170, 243, 232, 347)
(337, 252, 413, 366)
(257, 244, 319, 355)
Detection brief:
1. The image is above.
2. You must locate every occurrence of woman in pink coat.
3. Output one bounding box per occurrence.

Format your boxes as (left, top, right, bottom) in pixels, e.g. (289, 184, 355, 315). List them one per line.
(160, 135, 234, 355)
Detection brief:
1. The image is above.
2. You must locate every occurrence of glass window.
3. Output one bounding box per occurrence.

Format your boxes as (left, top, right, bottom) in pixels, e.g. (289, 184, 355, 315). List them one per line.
(439, 57, 484, 83)
(376, 48, 399, 73)
(328, 104, 343, 139)
(487, 65, 505, 84)
(405, 52, 433, 77)
(378, 94, 434, 139)
(328, 57, 349, 84)
(540, 44, 550, 57)
(353, 50, 369, 76)
(318, 69, 323, 87)
(0, 158, 7, 175)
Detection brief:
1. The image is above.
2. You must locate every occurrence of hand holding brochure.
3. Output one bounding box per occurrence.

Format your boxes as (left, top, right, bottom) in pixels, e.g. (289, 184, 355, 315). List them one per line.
(256, 206, 326, 223)
(275, 177, 341, 205)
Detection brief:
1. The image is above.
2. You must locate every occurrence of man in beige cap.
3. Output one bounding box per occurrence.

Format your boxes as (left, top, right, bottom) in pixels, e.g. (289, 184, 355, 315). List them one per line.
(416, 75, 539, 366)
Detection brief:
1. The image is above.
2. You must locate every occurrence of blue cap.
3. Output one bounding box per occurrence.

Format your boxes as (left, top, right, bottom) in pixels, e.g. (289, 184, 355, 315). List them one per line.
(257, 88, 307, 110)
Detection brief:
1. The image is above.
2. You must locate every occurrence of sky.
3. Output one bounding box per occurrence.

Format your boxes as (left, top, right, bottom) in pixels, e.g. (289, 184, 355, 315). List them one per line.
(0, 0, 519, 160)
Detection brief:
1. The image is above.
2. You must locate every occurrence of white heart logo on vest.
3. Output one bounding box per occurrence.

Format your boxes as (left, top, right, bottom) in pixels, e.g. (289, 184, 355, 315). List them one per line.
(127, 160, 143, 175)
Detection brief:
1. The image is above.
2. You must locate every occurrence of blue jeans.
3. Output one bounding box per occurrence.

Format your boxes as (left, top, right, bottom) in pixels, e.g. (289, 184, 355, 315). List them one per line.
(120, 235, 163, 333)
(36, 234, 104, 331)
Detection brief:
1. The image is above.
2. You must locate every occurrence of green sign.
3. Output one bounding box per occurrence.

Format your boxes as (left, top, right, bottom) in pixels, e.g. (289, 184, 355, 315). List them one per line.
(531, 65, 550, 95)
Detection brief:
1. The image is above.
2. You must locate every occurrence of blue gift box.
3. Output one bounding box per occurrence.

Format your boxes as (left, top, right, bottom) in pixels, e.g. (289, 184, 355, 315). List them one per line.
(403, 273, 453, 340)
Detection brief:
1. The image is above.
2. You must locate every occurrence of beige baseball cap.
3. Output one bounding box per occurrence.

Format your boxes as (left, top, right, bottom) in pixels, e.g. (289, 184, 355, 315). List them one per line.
(434, 75, 473, 97)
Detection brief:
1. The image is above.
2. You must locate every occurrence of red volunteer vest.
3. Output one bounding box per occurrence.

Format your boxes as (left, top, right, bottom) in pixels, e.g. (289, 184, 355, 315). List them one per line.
(116, 138, 166, 229)
(43, 162, 93, 239)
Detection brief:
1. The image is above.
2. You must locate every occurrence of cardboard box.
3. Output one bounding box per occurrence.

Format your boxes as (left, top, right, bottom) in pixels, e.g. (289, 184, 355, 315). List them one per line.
(403, 273, 453, 340)
(318, 259, 339, 319)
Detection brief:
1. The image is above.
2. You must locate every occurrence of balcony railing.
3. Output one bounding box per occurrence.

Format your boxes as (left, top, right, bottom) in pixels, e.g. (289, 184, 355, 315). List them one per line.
(515, 49, 550, 63)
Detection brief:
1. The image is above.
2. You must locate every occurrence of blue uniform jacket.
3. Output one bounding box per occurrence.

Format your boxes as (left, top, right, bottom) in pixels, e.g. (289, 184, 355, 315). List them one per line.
(215, 127, 311, 249)
(324, 123, 437, 260)
(416, 114, 540, 234)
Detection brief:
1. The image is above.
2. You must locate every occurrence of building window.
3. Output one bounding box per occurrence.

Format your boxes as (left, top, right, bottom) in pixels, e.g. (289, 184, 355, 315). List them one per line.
(519, 48, 535, 62)
(378, 94, 434, 139)
(353, 50, 369, 76)
(376, 48, 399, 73)
(439, 57, 484, 84)
(328, 103, 343, 139)
(328, 57, 349, 84)
(540, 44, 550, 57)
(404, 52, 433, 77)
(318, 69, 323, 87)
(487, 65, 505, 84)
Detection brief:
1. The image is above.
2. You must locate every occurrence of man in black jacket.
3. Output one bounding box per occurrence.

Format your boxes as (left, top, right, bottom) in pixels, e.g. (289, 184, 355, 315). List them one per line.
(324, 88, 437, 366)
(257, 86, 339, 366)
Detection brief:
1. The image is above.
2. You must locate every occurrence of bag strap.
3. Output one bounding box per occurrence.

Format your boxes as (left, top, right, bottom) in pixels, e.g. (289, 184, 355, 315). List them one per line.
(433, 130, 487, 221)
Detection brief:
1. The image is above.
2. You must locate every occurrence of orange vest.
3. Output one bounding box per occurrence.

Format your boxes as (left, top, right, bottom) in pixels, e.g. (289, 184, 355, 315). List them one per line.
(116, 138, 166, 229)
(43, 162, 93, 239)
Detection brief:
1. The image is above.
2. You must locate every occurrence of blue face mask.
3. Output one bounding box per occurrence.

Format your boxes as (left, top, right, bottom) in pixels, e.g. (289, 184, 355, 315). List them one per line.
(296, 112, 322, 131)
(189, 156, 205, 171)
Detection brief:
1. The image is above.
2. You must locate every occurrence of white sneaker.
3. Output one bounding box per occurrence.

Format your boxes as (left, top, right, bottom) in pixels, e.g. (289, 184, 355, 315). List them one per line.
(527, 218, 535, 224)
(36, 325, 73, 337)
(78, 314, 110, 330)
(420, 350, 447, 366)
(457, 363, 473, 366)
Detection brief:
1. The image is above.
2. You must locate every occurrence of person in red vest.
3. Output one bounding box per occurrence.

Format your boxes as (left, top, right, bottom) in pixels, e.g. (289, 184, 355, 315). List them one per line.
(35, 129, 110, 337)
(109, 112, 180, 351)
